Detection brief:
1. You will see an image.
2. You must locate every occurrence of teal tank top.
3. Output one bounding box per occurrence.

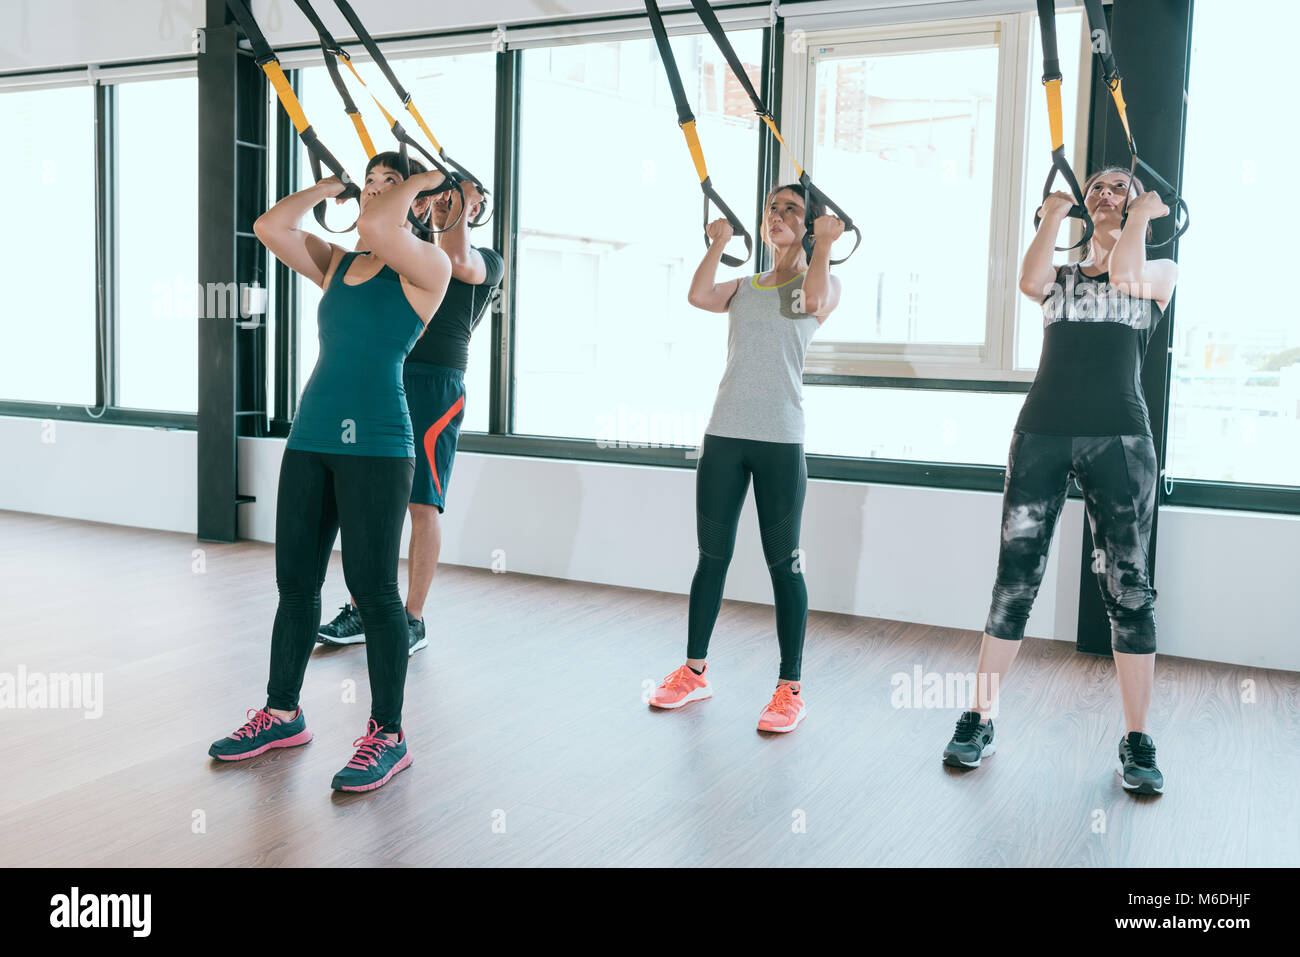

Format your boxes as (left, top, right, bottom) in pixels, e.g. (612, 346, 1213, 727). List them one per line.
(287, 251, 427, 457)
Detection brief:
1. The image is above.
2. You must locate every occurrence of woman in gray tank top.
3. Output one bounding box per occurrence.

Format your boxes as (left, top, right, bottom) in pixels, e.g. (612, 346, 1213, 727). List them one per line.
(649, 183, 844, 734)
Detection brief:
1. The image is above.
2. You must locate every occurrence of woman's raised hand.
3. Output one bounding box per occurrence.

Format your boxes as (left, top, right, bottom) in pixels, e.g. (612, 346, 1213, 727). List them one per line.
(812, 213, 845, 243)
(1037, 190, 1076, 221)
(316, 175, 350, 201)
(705, 217, 734, 245)
(1126, 191, 1169, 220)
(410, 170, 448, 193)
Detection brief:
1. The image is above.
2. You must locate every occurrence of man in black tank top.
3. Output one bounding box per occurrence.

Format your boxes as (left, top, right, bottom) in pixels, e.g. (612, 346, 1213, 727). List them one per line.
(942, 169, 1179, 796)
(318, 172, 503, 653)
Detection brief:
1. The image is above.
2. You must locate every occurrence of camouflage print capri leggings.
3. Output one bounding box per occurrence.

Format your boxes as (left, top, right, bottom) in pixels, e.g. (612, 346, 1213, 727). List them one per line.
(984, 431, 1158, 654)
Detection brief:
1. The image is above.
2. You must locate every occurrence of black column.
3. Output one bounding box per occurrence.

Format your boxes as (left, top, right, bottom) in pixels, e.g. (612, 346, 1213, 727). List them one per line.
(755, 18, 782, 275)
(197, 8, 239, 543)
(1076, 0, 1192, 654)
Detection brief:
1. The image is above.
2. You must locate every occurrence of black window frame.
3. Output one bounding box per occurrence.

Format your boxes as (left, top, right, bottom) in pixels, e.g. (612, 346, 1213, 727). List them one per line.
(2, 5, 1295, 516)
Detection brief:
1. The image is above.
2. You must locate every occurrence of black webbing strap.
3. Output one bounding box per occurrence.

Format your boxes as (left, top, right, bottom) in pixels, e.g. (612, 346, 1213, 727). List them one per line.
(223, 0, 359, 233)
(289, 0, 465, 238)
(1080, 0, 1189, 248)
(1034, 0, 1093, 251)
(289, 0, 374, 156)
(688, 0, 861, 264)
(645, 0, 753, 266)
(326, 0, 486, 229)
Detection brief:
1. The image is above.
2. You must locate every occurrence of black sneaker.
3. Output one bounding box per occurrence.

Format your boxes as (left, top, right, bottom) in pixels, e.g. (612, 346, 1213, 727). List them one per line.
(408, 613, 427, 656)
(942, 711, 996, 768)
(318, 603, 365, 645)
(1117, 732, 1164, 794)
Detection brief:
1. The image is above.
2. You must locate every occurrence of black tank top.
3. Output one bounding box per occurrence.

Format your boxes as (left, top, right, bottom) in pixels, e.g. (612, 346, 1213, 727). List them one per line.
(1016, 262, 1165, 436)
(405, 247, 504, 372)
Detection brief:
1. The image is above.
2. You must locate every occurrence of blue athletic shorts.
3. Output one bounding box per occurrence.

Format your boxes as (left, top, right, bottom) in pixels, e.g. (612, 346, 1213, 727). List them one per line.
(403, 362, 466, 511)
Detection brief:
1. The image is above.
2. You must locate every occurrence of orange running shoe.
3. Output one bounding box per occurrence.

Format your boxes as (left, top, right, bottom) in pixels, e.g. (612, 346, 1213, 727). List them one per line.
(757, 682, 805, 732)
(649, 663, 712, 709)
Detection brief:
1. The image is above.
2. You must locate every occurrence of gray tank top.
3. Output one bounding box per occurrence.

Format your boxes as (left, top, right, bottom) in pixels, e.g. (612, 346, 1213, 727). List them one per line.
(704, 272, 821, 445)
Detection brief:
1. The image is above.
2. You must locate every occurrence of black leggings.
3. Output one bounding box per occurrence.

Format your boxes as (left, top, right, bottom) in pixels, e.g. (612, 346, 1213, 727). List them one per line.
(985, 431, 1158, 654)
(265, 448, 415, 732)
(686, 433, 808, 680)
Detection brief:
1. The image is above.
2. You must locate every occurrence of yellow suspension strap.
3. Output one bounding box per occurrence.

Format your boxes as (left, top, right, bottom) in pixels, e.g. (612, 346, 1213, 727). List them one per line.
(288, 0, 376, 159)
(223, 0, 360, 233)
(289, 0, 464, 237)
(1033, 0, 1093, 252)
(687, 0, 861, 265)
(644, 0, 753, 266)
(1081, 0, 1189, 248)
(327, 0, 487, 231)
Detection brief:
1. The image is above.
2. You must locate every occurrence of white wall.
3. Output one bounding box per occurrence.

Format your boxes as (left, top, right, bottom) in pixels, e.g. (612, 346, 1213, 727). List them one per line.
(0, 0, 718, 73)
(0, 0, 1035, 74)
(4, 415, 1296, 672)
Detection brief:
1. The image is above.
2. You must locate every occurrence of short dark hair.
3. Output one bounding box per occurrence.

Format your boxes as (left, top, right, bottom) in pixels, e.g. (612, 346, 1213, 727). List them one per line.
(364, 151, 433, 237)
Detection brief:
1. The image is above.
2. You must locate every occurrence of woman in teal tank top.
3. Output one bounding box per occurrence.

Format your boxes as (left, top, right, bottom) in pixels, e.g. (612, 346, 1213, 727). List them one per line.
(208, 153, 452, 793)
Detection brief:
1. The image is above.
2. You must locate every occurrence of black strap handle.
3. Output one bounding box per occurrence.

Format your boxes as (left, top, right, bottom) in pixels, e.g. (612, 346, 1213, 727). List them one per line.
(799, 172, 861, 266)
(691, 0, 859, 264)
(1033, 0, 1093, 251)
(299, 130, 361, 235)
(1034, 148, 1094, 251)
(225, 0, 360, 233)
(1080, 0, 1189, 249)
(645, 0, 754, 266)
(1125, 155, 1190, 249)
(702, 178, 754, 267)
(327, 0, 491, 224)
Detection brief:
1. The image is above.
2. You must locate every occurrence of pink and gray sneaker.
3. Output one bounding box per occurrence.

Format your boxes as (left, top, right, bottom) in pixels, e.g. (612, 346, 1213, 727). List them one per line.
(209, 707, 313, 761)
(330, 719, 412, 792)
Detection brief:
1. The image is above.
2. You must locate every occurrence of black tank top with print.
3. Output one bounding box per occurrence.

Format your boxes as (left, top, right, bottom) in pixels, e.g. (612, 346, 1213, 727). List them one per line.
(1016, 262, 1166, 436)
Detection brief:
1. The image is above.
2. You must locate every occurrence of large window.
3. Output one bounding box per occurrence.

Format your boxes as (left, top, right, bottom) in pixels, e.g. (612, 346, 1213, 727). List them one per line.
(806, 39, 1000, 354)
(513, 31, 763, 446)
(295, 50, 498, 432)
(0, 85, 97, 406)
(1166, 0, 1300, 488)
(117, 77, 199, 413)
(790, 9, 1087, 465)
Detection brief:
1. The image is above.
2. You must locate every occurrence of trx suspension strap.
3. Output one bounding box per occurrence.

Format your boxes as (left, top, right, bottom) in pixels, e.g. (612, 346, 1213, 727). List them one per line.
(290, 0, 376, 159)
(289, 0, 466, 236)
(1034, 0, 1093, 251)
(325, 0, 488, 229)
(223, 0, 360, 233)
(686, 0, 862, 265)
(1080, 0, 1189, 248)
(645, 0, 753, 267)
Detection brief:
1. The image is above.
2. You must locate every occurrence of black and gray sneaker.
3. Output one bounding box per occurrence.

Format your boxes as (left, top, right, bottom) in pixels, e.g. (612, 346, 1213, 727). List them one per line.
(1117, 732, 1164, 794)
(408, 614, 427, 656)
(943, 711, 996, 768)
(318, 602, 365, 645)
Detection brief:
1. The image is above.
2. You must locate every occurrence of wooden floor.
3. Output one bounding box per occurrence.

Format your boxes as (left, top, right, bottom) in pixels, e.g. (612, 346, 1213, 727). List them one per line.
(1, 508, 1297, 867)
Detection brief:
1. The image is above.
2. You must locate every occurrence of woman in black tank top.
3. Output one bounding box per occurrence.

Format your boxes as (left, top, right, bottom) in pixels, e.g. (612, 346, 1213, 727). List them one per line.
(941, 167, 1179, 795)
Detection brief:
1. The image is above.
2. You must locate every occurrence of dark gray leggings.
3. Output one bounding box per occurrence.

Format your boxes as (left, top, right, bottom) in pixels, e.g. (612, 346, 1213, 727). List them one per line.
(985, 431, 1157, 654)
(265, 448, 414, 732)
